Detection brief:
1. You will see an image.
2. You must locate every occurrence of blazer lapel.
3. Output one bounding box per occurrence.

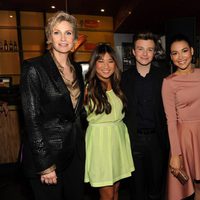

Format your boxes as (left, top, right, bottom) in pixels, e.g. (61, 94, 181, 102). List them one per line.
(42, 52, 84, 116)
(72, 61, 84, 115)
(42, 52, 73, 108)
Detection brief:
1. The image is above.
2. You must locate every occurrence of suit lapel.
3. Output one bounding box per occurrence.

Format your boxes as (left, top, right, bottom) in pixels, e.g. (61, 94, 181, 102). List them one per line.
(42, 52, 84, 116)
(72, 61, 84, 115)
(42, 52, 73, 108)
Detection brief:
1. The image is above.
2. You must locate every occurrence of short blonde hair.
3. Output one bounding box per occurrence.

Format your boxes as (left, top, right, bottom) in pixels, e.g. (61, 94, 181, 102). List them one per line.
(45, 11, 78, 47)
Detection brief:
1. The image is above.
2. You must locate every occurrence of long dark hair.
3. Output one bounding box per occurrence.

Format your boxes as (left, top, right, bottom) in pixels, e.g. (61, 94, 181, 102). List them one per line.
(85, 44, 126, 115)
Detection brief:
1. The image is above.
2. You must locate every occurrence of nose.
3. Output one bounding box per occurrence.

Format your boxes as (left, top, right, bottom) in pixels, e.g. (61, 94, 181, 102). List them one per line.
(61, 33, 66, 41)
(178, 53, 184, 59)
(142, 49, 148, 55)
(103, 61, 109, 68)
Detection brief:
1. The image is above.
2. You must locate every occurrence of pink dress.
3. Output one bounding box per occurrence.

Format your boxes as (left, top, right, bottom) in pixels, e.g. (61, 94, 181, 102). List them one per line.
(162, 68, 200, 200)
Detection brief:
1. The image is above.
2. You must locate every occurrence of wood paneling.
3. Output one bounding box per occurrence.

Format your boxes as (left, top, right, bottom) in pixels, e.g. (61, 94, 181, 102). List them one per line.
(0, 106, 21, 163)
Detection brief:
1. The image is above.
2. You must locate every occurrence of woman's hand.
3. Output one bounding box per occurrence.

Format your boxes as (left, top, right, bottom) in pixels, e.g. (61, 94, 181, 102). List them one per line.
(40, 170, 57, 185)
(170, 155, 182, 176)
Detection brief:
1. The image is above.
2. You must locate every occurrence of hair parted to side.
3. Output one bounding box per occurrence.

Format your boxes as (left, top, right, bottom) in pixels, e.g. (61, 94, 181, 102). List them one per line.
(45, 11, 78, 48)
(85, 44, 126, 115)
(132, 31, 159, 52)
(169, 33, 195, 64)
(169, 33, 192, 49)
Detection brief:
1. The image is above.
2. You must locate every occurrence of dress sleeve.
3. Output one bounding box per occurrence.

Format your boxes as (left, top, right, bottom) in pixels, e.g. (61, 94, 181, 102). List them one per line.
(162, 78, 182, 156)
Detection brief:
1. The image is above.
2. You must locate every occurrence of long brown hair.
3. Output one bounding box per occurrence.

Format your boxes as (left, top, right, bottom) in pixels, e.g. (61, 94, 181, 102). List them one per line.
(85, 44, 126, 115)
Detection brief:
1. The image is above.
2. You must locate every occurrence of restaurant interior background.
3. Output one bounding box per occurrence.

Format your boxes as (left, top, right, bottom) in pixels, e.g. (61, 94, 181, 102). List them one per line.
(0, 0, 200, 179)
(0, 0, 200, 199)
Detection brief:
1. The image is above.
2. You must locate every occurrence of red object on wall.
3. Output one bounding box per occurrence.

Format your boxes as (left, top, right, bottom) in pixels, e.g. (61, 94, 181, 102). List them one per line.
(72, 34, 88, 52)
(84, 42, 96, 51)
(84, 19, 99, 28)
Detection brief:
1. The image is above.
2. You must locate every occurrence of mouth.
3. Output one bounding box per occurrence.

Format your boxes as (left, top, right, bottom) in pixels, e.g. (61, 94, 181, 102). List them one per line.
(101, 70, 111, 74)
(177, 60, 186, 65)
(59, 43, 68, 47)
(140, 57, 149, 61)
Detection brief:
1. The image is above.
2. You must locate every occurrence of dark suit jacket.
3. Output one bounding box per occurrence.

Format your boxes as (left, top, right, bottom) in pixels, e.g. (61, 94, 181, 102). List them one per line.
(20, 51, 85, 177)
(121, 64, 169, 152)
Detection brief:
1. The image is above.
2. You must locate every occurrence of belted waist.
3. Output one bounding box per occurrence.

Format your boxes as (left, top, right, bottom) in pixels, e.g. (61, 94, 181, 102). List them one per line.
(137, 128, 156, 135)
(89, 120, 122, 126)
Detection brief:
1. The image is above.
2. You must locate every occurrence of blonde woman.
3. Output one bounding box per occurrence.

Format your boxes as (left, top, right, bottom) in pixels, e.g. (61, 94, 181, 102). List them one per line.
(21, 11, 85, 200)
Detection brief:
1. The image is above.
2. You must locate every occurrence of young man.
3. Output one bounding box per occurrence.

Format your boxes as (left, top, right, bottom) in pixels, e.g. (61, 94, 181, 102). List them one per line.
(121, 32, 169, 200)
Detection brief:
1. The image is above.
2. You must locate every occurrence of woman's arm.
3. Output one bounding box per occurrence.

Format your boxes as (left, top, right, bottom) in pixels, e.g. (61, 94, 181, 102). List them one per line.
(21, 61, 54, 173)
(162, 78, 182, 171)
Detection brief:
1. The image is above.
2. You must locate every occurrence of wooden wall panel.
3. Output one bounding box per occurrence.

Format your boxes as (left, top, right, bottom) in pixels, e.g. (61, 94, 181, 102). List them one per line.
(0, 107, 21, 163)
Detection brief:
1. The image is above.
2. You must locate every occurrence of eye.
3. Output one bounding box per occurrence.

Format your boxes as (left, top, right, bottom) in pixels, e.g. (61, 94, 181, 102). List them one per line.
(108, 59, 114, 63)
(137, 47, 143, 51)
(148, 48, 154, 52)
(66, 31, 72, 35)
(97, 59, 103, 63)
(182, 48, 189, 53)
(171, 52, 177, 56)
(53, 31, 59, 35)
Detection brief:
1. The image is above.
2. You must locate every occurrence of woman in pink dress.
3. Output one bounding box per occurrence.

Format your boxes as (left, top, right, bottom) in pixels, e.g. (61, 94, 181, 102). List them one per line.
(162, 34, 200, 200)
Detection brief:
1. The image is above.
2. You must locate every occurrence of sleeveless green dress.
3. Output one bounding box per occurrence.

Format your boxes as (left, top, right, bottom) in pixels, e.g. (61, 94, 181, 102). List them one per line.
(84, 90, 135, 187)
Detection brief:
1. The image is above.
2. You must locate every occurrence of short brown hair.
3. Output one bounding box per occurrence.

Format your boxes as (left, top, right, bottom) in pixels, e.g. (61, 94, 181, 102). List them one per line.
(133, 32, 158, 51)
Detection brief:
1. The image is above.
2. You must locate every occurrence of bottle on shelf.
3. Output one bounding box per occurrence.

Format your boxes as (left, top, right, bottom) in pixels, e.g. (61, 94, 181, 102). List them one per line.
(3, 40, 8, 51)
(9, 40, 13, 51)
(13, 41, 18, 52)
(0, 41, 3, 51)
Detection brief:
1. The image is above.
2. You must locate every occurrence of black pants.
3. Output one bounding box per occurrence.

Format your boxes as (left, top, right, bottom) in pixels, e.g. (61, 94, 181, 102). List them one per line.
(29, 150, 85, 200)
(129, 133, 165, 200)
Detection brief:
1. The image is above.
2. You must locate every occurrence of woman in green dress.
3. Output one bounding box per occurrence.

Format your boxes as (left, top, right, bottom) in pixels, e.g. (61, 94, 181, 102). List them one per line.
(84, 44, 135, 200)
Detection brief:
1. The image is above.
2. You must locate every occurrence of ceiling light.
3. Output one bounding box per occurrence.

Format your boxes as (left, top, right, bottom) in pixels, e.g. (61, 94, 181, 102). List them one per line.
(100, 9, 105, 12)
(51, 5, 56, 9)
(9, 15, 13, 18)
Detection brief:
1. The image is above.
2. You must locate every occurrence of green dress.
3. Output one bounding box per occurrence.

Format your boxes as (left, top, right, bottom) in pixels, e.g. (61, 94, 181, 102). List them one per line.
(84, 90, 135, 187)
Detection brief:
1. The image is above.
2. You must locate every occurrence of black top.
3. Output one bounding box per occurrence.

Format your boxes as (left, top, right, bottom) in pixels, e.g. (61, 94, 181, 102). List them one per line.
(134, 67, 155, 129)
(121, 63, 170, 150)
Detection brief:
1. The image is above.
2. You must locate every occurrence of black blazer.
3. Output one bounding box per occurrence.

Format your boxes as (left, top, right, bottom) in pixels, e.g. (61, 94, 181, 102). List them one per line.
(121, 64, 169, 152)
(20, 51, 85, 177)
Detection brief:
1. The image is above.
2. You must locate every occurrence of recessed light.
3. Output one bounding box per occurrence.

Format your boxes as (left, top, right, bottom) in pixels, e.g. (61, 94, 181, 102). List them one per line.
(51, 5, 56, 9)
(100, 9, 105, 12)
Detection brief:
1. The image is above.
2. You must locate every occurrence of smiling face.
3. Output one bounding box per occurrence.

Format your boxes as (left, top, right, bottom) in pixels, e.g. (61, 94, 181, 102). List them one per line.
(50, 20, 75, 55)
(95, 52, 116, 83)
(170, 40, 194, 72)
(132, 39, 155, 67)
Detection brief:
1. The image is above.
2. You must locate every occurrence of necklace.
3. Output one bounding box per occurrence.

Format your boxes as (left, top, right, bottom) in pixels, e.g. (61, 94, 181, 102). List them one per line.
(51, 51, 75, 84)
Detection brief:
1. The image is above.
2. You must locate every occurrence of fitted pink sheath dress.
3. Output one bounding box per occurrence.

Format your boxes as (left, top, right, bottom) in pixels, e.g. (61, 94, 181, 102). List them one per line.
(162, 68, 200, 200)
